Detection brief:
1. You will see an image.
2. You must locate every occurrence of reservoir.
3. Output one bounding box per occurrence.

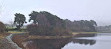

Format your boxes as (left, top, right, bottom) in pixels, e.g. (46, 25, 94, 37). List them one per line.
(22, 33, 111, 49)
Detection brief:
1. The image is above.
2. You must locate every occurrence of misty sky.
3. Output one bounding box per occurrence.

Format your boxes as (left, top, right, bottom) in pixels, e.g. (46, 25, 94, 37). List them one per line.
(0, 0, 111, 26)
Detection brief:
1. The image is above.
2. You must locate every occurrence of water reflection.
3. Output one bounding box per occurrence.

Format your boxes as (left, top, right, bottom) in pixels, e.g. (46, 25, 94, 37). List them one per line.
(22, 38, 96, 49)
(72, 39, 96, 45)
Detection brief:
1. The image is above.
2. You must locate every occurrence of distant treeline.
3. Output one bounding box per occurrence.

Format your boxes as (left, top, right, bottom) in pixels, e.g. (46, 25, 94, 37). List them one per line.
(97, 25, 111, 33)
(65, 19, 97, 32)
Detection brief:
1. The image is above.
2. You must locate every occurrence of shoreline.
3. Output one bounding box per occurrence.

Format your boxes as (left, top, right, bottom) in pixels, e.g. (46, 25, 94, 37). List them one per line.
(0, 33, 21, 49)
(0, 32, 97, 49)
(6, 34, 22, 49)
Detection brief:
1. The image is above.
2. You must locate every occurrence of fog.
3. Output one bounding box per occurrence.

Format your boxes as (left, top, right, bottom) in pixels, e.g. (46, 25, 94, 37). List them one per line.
(0, 0, 111, 26)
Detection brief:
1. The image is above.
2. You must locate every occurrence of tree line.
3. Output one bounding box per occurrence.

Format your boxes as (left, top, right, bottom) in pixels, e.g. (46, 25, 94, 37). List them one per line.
(11, 11, 97, 35)
(65, 19, 97, 32)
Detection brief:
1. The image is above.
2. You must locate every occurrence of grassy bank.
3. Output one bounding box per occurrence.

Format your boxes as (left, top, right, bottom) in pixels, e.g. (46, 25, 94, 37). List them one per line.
(0, 31, 97, 49)
(7, 31, 98, 39)
(8, 31, 24, 34)
(72, 32, 100, 34)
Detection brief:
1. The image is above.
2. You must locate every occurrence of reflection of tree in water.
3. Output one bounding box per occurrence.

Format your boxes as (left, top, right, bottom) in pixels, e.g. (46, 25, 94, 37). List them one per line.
(23, 38, 96, 49)
(72, 39, 96, 45)
(23, 38, 71, 49)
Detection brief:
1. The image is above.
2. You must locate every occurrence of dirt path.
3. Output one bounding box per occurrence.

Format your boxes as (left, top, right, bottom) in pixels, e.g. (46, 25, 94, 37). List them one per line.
(0, 33, 22, 49)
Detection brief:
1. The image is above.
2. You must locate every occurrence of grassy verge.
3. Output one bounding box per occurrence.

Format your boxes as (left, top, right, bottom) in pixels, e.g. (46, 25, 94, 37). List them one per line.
(0, 33, 10, 39)
(72, 32, 100, 34)
(8, 31, 24, 34)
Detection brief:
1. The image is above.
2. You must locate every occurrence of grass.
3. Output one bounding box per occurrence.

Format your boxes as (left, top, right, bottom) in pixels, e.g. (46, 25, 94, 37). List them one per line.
(28, 35, 75, 39)
(0, 36, 4, 39)
(0, 33, 10, 39)
(8, 31, 24, 34)
(72, 32, 100, 34)
(0, 31, 23, 39)
(1, 31, 99, 40)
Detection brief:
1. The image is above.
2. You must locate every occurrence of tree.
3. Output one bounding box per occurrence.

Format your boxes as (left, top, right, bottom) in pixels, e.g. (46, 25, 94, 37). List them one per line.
(14, 13, 27, 30)
(90, 20, 97, 26)
(29, 11, 39, 24)
(27, 11, 69, 36)
(89, 20, 97, 31)
(65, 20, 98, 32)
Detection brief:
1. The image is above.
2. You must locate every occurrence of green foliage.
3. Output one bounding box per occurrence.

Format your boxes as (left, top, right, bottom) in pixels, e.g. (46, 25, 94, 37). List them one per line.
(27, 11, 97, 36)
(39, 11, 66, 28)
(65, 19, 97, 32)
(27, 24, 69, 36)
(27, 24, 49, 35)
(27, 11, 69, 36)
(29, 11, 39, 24)
(14, 13, 27, 30)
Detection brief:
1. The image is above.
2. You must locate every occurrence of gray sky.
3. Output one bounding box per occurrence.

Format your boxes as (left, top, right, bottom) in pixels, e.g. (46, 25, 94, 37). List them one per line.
(0, 0, 111, 26)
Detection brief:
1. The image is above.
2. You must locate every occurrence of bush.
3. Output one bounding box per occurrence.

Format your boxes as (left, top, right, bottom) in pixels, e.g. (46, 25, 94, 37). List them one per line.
(27, 24, 70, 36)
(0, 22, 6, 33)
(27, 24, 49, 35)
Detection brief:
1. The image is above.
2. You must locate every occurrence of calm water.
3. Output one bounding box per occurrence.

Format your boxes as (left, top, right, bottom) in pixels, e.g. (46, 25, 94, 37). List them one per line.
(23, 33, 111, 49)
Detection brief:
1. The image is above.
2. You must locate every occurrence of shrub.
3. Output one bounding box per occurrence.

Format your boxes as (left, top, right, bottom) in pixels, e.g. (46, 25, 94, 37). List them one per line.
(0, 22, 6, 33)
(27, 24, 49, 35)
(27, 24, 70, 36)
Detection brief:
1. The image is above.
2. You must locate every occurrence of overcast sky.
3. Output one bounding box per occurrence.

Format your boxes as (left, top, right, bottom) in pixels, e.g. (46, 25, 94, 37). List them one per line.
(0, 0, 111, 26)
